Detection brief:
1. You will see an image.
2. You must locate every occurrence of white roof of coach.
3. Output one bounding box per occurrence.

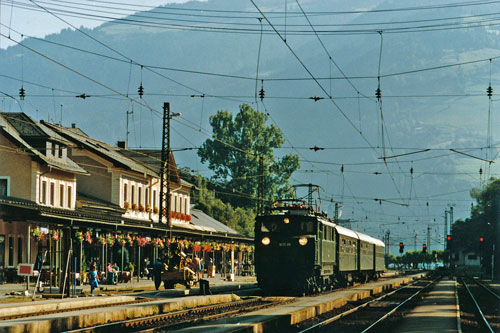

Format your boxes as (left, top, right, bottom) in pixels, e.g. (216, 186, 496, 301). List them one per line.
(335, 225, 359, 239)
(356, 232, 385, 247)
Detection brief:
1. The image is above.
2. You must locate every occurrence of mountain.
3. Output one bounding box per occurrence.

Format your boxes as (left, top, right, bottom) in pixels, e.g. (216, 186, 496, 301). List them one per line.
(1, 0, 499, 250)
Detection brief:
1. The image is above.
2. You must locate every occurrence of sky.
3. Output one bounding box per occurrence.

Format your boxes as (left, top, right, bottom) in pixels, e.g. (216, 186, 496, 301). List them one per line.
(0, 0, 192, 49)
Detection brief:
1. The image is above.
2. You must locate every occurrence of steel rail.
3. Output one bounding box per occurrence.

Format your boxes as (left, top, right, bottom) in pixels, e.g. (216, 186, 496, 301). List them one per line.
(65, 297, 274, 333)
(473, 278, 500, 300)
(361, 277, 439, 332)
(461, 278, 495, 333)
(298, 276, 436, 333)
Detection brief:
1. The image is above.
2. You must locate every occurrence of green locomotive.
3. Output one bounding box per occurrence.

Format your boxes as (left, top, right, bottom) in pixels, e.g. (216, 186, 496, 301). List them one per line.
(255, 200, 385, 295)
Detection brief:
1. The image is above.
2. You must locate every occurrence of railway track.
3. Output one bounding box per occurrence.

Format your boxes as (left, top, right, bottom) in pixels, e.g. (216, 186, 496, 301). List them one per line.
(294, 275, 439, 332)
(458, 277, 500, 332)
(66, 297, 288, 333)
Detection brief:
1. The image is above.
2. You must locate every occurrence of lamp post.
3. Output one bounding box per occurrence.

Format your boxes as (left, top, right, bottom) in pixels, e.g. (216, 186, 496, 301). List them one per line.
(159, 103, 181, 236)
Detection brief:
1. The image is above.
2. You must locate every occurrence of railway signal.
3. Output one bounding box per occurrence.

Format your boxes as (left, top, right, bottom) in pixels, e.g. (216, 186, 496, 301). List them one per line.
(446, 235, 451, 249)
(422, 244, 427, 253)
(399, 242, 404, 253)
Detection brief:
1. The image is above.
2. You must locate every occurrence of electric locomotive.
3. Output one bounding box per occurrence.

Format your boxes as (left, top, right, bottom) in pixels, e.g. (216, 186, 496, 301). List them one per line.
(255, 198, 385, 295)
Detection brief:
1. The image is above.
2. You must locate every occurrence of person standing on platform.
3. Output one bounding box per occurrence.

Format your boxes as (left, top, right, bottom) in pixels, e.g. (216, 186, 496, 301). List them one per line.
(106, 263, 114, 284)
(193, 256, 201, 280)
(153, 258, 164, 290)
(89, 265, 99, 296)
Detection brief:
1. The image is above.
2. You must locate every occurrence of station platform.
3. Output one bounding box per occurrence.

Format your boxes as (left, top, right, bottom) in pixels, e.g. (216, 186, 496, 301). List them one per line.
(176, 273, 428, 332)
(392, 278, 460, 333)
(0, 273, 256, 299)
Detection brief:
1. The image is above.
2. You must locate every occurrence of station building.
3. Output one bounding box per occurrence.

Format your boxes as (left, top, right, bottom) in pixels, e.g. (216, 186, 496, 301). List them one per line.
(0, 112, 253, 284)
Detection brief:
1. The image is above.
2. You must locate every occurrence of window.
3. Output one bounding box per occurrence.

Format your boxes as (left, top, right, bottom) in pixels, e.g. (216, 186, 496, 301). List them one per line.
(123, 183, 128, 202)
(138, 187, 142, 206)
(146, 188, 150, 207)
(0, 179, 7, 196)
(60, 184, 64, 207)
(131, 185, 135, 204)
(67, 185, 72, 208)
(17, 237, 22, 264)
(185, 198, 188, 214)
(153, 190, 157, 208)
(50, 183, 55, 206)
(41, 181, 47, 204)
(59, 146, 63, 158)
(8, 236, 13, 267)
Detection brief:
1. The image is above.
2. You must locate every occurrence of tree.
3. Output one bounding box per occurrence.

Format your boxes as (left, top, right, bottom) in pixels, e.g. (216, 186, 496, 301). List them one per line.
(198, 104, 300, 209)
(452, 178, 500, 276)
(188, 173, 256, 237)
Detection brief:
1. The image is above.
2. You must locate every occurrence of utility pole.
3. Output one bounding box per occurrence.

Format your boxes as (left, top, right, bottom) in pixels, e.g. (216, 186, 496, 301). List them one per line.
(257, 156, 264, 214)
(159, 103, 170, 229)
(427, 225, 431, 252)
(334, 202, 339, 222)
(126, 105, 133, 145)
(159, 103, 180, 236)
(449, 206, 454, 227)
(444, 209, 448, 250)
(414, 231, 417, 251)
(385, 230, 390, 256)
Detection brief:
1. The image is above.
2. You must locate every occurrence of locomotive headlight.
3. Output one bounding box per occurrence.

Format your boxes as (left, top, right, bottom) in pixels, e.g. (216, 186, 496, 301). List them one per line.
(298, 237, 308, 246)
(261, 237, 271, 246)
(283, 218, 290, 224)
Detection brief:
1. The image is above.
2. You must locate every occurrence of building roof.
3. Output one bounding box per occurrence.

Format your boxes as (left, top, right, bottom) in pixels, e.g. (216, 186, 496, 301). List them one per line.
(190, 208, 239, 235)
(42, 121, 157, 178)
(0, 113, 88, 175)
(119, 149, 185, 186)
(1, 113, 70, 145)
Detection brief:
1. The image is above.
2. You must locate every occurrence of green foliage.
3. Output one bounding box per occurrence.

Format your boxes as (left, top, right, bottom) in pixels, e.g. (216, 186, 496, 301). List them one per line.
(452, 178, 499, 252)
(189, 173, 255, 237)
(393, 250, 443, 269)
(198, 104, 300, 209)
(452, 178, 499, 274)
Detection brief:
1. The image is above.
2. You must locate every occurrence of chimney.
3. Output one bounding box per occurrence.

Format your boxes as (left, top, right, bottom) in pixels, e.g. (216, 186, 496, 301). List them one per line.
(71, 123, 76, 128)
(117, 141, 128, 149)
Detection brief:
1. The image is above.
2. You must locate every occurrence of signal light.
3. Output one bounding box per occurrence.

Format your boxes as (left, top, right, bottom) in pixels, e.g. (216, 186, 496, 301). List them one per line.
(422, 244, 427, 253)
(479, 237, 484, 242)
(399, 242, 404, 253)
(446, 235, 452, 249)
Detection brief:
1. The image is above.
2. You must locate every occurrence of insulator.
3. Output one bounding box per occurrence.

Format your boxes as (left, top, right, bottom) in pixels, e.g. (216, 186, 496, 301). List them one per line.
(19, 86, 26, 100)
(375, 87, 382, 100)
(341, 165, 344, 173)
(479, 167, 483, 175)
(410, 167, 413, 174)
(487, 84, 493, 98)
(138, 83, 144, 98)
(259, 87, 265, 102)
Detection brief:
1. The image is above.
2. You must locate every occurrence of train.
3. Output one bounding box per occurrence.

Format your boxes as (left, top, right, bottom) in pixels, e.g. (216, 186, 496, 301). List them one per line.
(255, 199, 385, 295)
